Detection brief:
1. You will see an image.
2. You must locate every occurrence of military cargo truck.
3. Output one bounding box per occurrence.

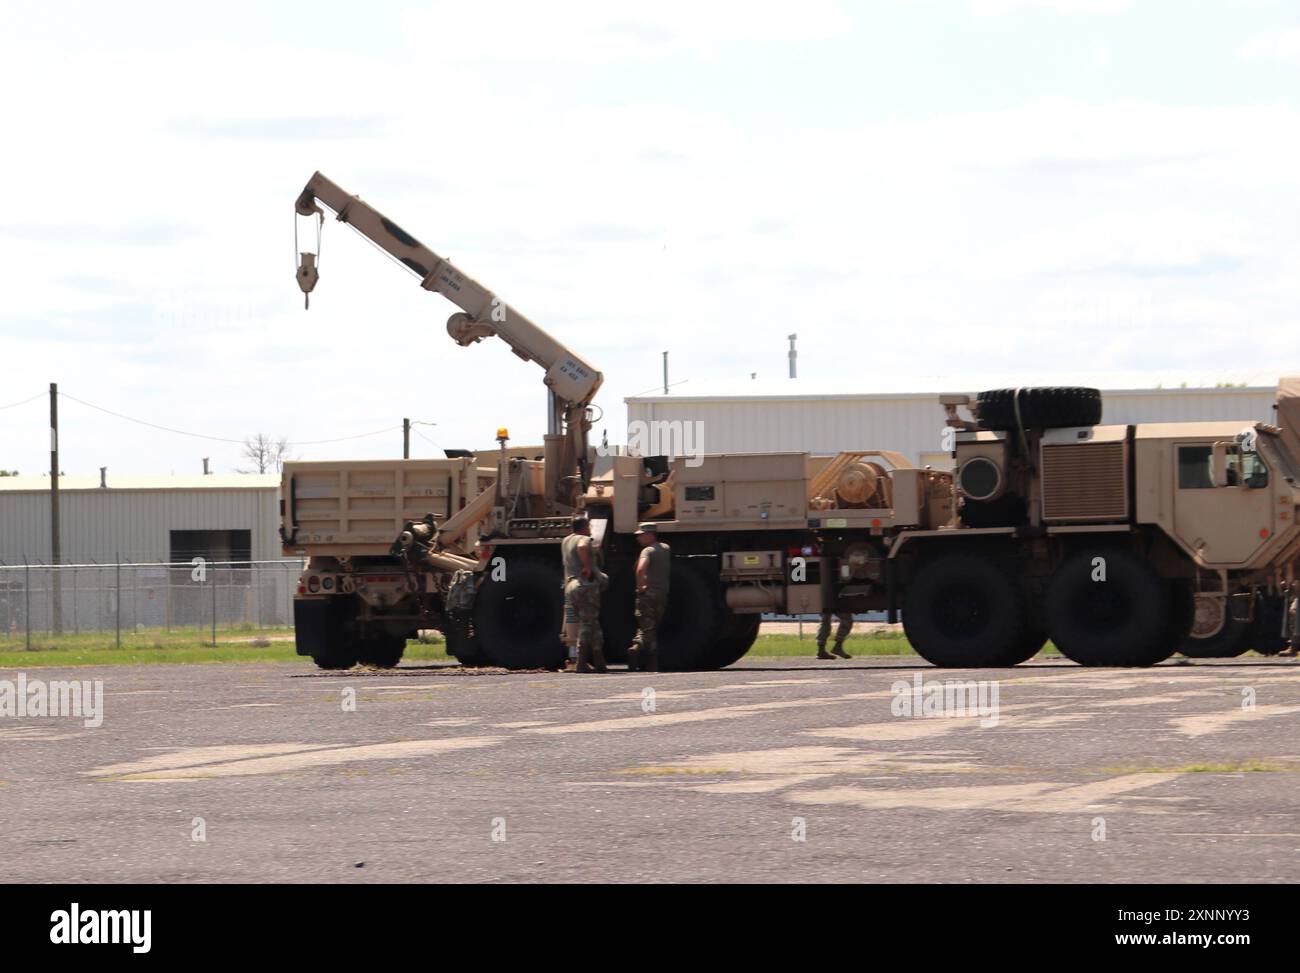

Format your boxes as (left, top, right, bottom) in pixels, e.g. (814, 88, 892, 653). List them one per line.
(284, 379, 1300, 671)
(285, 172, 1300, 670)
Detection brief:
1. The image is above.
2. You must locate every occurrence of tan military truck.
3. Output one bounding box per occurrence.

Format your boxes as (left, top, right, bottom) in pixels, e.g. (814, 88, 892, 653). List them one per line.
(283, 379, 1300, 671)
(889, 384, 1300, 667)
(284, 172, 1300, 670)
(282, 456, 492, 668)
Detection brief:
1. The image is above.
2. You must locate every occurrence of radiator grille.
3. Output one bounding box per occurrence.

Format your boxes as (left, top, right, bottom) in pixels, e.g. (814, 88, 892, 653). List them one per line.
(1041, 442, 1128, 521)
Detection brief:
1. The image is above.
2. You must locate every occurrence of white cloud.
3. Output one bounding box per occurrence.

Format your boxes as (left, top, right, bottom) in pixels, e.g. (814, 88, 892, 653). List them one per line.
(970, 0, 1132, 15)
(1237, 28, 1300, 61)
(1, 7, 1298, 477)
(402, 0, 856, 60)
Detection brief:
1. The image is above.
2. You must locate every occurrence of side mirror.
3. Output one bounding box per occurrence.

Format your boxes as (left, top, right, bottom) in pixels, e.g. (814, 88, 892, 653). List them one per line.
(1212, 442, 1229, 488)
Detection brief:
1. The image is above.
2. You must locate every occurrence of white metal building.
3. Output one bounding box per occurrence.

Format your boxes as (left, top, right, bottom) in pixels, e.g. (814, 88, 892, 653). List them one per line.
(625, 381, 1282, 469)
(0, 473, 282, 566)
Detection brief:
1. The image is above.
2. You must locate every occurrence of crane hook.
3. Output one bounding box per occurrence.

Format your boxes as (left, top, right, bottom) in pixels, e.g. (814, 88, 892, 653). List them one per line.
(297, 252, 319, 310)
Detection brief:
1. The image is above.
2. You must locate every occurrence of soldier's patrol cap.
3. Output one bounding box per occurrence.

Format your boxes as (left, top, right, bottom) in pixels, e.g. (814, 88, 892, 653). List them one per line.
(635, 522, 657, 534)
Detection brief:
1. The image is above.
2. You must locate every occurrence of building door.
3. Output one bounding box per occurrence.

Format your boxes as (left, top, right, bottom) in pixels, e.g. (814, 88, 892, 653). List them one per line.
(169, 529, 252, 564)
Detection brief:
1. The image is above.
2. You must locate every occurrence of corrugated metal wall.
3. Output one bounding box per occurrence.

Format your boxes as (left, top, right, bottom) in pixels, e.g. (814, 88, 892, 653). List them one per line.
(1099, 389, 1276, 425)
(0, 488, 281, 565)
(626, 388, 1279, 465)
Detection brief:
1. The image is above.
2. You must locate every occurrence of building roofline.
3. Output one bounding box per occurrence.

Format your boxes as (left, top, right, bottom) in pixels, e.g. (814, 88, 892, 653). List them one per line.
(625, 386, 1274, 405)
(0, 476, 280, 494)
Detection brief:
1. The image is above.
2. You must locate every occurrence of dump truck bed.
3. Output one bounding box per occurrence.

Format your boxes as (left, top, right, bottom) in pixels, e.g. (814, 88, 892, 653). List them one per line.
(281, 459, 493, 557)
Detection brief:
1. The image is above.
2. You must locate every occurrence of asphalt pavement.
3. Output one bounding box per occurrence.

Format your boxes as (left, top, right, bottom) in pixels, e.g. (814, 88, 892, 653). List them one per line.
(2, 655, 1298, 882)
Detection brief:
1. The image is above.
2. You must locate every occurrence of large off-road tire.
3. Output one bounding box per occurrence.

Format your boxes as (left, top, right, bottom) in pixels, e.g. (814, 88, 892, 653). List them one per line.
(598, 564, 638, 664)
(356, 633, 407, 668)
(311, 648, 358, 671)
(705, 612, 762, 669)
(1164, 579, 1196, 651)
(1045, 549, 1177, 667)
(444, 617, 489, 667)
(295, 598, 358, 670)
(975, 387, 1102, 430)
(1247, 595, 1288, 656)
(656, 559, 723, 671)
(473, 556, 566, 670)
(997, 627, 1048, 666)
(1180, 604, 1250, 659)
(902, 552, 1031, 668)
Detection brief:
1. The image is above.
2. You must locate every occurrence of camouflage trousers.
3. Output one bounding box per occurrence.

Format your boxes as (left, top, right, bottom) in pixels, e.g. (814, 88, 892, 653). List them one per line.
(564, 578, 603, 657)
(629, 588, 668, 669)
(817, 612, 854, 650)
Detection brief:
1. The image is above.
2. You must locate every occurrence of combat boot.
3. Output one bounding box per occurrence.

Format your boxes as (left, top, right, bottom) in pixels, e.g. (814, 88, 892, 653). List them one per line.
(645, 649, 659, 672)
(626, 646, 640, 672)
(592, 646, 608, 673)
(575, 644, 595, 673)
(831, 642, 852, 659)
(816, 644, 835, 660)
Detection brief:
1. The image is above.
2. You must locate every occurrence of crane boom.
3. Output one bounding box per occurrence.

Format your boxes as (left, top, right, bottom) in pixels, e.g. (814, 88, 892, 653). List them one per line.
(294, 171, 603, 511)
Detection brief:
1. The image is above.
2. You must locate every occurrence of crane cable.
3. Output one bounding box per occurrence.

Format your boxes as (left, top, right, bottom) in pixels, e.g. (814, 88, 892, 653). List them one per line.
(294, 208, 323, 308)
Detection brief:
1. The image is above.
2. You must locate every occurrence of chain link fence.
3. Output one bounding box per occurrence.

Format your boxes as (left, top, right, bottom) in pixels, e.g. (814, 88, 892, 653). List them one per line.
(0, 560, 305, 648)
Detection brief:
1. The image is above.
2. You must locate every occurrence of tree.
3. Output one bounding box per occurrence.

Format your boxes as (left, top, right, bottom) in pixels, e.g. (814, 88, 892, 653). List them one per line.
(0, 470, 18, 476)
(238, 434, 292, 474)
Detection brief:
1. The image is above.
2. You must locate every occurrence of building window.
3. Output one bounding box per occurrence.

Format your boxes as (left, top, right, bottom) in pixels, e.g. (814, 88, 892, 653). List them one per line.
(169, 529, 252, 565)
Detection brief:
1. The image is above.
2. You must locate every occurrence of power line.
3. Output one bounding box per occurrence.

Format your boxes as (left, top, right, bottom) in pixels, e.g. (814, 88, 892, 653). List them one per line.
(0, 391, 45, 411)
(59, 392, 245, 443)
(57, 391, 400, 446)
(412, 426, 442, 450)
(298, 426, 403, 446)
(631, 378, 690, 397)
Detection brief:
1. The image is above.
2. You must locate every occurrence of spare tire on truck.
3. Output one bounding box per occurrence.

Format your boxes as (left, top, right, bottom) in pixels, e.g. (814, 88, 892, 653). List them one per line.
(975, 387, 1102, 430)
(473, 556, 567, 670)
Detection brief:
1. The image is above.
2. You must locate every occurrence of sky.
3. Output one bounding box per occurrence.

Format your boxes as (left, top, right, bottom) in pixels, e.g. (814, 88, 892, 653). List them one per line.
(2, 0, 1299, 476)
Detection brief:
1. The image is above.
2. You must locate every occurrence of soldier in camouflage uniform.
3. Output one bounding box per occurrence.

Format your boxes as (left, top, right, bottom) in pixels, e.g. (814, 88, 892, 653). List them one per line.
(561, 515, 606, 673)
(627, 523, 671, 672)
(816, 611, 854, 660)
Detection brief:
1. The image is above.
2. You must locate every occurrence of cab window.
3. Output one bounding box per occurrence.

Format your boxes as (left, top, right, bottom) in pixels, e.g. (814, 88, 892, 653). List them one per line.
(1177, 445, 1213, 489)
(1177, 444, 1269, 489)
(1241, 449, 1270, 488)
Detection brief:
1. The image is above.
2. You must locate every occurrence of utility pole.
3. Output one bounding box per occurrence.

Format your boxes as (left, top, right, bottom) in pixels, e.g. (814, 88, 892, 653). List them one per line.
(662, 351, 669, 395)
(403, 418, 411, 459)
(50, 382, 62, 635)
(788, 334, 798, 379)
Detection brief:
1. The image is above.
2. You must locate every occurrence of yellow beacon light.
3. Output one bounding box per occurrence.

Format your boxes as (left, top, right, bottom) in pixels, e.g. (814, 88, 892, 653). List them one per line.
(496, 427, 509, 441)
